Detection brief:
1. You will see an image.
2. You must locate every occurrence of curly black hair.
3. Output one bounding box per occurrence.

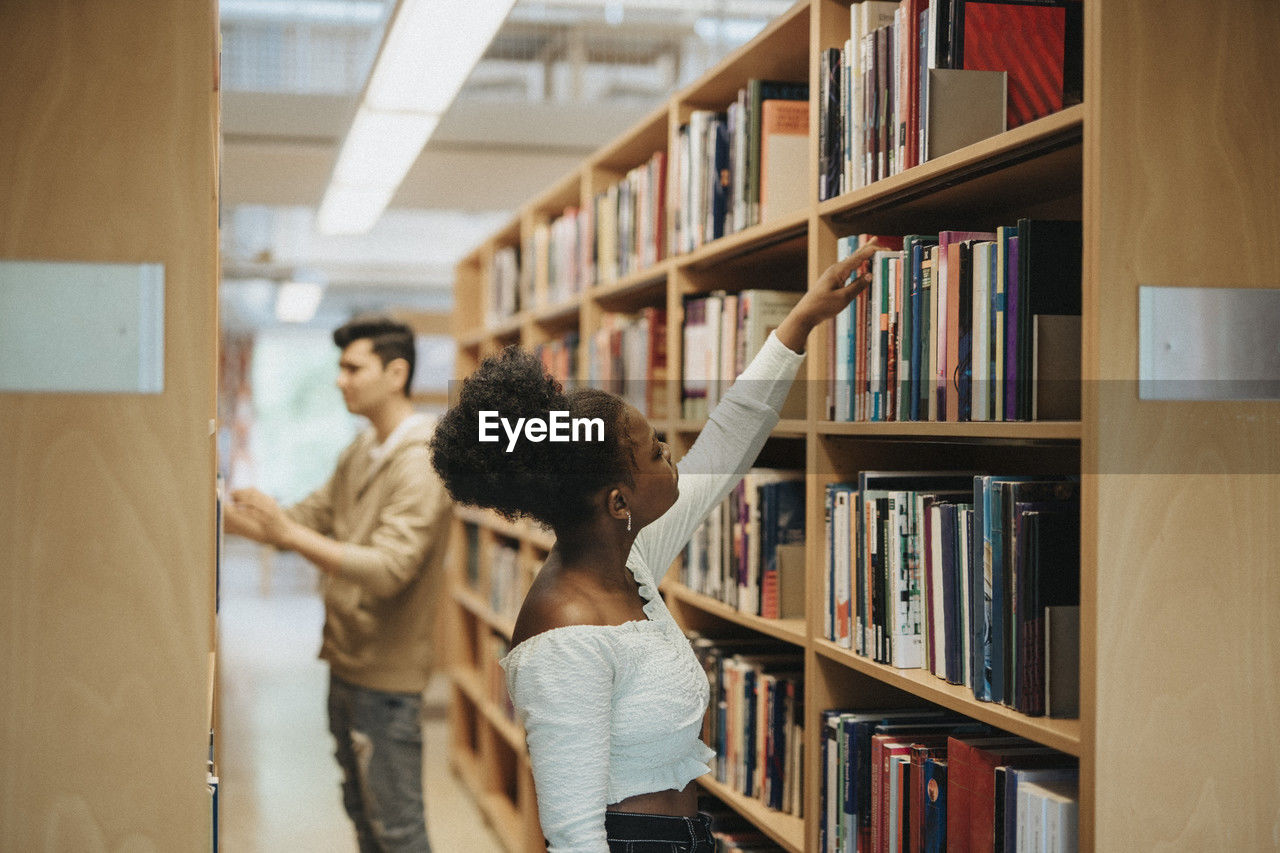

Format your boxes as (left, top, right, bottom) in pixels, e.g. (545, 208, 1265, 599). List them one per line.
(430, 346, 636, 532)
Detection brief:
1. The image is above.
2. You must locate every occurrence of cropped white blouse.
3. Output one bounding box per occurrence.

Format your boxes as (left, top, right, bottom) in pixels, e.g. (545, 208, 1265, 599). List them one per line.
(499, 331, 805, 852)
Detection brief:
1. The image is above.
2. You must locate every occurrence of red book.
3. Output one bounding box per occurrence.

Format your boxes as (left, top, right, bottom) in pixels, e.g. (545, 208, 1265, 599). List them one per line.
(955, 1, 1067, 130)
(946, 736, 1060, 852)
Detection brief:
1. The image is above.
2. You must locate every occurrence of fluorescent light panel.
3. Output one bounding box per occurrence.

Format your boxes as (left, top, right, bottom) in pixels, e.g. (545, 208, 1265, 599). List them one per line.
(316, 0, 517, 235)
(365, 0, 516, 114)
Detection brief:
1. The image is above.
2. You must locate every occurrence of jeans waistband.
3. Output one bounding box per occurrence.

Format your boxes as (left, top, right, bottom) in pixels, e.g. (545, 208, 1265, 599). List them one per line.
(604, 811, 714, 845)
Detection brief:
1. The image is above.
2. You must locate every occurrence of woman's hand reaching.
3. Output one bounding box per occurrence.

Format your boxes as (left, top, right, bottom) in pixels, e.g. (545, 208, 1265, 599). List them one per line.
(774, 239, 881, 353)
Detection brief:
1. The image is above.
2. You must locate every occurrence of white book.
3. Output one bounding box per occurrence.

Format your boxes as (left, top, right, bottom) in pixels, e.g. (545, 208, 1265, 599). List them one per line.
(889, 491, 924, 669)
(929, 502, 947, 675)
(972, 241, 994, 420)
(834, 489, 853, 648)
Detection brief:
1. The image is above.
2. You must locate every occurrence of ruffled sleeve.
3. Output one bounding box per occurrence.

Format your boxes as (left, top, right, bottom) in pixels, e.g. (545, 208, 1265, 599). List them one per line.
(500, 628, 621, 852)
(629, 330, 805, 582)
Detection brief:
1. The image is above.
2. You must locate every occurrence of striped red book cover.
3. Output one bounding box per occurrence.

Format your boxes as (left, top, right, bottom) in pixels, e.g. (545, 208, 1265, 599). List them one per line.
(959, 2, 1066, 129)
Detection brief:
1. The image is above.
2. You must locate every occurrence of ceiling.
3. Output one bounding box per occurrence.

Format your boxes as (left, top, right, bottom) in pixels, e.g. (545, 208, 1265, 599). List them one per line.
(218, 0, 795, 333)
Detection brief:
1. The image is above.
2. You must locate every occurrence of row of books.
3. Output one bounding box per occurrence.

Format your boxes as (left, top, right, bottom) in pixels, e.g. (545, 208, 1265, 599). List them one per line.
(488, 538, 522, 624)
(672, 79, 810, 255)
(681, 469, 806, 620)
(533, 330, 581, 391)
(825, 473, 1080, 719)
(586, 307, 669, 419)
(482, 152, 669, 325)
(819, 0, 1082, 198)
(821, 709, 1079, 853)
(829, 220, 1081, 423)
(486, 631, 516, 723)
(690, 635, 805, 816)
(488, 244, 521, 326)
(593, 150, 667, 286)
(682, 289, 804, 420)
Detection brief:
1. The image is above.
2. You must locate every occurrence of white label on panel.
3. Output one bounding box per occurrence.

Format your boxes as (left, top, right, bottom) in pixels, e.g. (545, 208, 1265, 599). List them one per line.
(1139, 285, 1280, 400)
(0, 259, 164, 393)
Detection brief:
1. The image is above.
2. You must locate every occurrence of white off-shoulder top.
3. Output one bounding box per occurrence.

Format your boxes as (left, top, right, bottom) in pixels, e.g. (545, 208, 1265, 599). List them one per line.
(499, 331, 805, 852)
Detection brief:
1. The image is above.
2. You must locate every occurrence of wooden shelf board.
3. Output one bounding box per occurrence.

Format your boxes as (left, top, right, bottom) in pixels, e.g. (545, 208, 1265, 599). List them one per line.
(696, 774, 805, 853)
(454, 666, 527, 753)
(675, 210, 808, 272)
(813, 639, 1083, 756)
(591, 260, 671, 308)
(663, 582, 806, 646)
(671, 418, 808, 438)
(451, 748, 526, 853)
(816, 420, 1082, 442)
(453, 586, 517, 639)
(530, 299, 580, 327)
(818, 105, 1084, 230)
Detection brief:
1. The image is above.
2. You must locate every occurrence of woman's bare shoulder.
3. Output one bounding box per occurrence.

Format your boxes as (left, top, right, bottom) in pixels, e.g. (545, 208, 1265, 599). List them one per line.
(509, 571, 612, 649)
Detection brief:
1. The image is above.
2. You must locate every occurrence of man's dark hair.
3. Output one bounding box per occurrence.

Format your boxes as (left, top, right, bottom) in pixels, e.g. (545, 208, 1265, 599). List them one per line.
(333, 317, 416, 397)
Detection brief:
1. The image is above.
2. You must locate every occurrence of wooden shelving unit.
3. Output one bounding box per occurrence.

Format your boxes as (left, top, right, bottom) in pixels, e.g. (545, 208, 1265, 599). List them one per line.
(443, 1, 1280, 850)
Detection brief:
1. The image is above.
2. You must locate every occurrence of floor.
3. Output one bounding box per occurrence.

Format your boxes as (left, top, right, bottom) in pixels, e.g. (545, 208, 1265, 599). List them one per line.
(217, 538, 503, 852)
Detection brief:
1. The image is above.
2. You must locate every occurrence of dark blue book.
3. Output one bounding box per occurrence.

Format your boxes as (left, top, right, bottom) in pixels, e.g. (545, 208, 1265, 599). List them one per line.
(970, 475, 992, 702)
(762, 478, 806, 618)
(711, 115, 731, 240)
(923, 757, 948, 853)
(906, 236, 938, 420)
(939, 501, 963, 684)
(956, 239, 976, 421)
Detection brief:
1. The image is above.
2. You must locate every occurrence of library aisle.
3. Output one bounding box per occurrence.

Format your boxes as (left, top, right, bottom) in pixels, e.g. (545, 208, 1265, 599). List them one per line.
(218, 538, 503, 853)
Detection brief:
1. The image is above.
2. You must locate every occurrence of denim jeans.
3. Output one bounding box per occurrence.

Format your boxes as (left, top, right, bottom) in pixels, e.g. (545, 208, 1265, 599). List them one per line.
(604, 811, 716, 853)
(328, 673, 432, 853)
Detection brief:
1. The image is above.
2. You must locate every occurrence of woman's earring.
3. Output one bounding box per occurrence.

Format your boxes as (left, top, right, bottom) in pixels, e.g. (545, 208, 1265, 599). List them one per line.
(626, 510, 632, 532)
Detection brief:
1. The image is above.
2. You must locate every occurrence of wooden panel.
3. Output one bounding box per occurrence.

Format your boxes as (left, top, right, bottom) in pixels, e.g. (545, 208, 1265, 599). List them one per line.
(1087, 1, 1280, 850)
(0, 0, 218, 849)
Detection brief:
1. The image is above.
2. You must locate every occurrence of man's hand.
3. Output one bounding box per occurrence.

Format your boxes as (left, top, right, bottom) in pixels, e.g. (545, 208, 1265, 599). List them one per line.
(223, 500, 270, 543)
(230, 488, 296, 549)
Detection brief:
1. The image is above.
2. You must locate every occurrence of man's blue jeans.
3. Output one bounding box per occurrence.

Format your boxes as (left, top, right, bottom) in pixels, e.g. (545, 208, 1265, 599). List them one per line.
(328, 673, 432, 852)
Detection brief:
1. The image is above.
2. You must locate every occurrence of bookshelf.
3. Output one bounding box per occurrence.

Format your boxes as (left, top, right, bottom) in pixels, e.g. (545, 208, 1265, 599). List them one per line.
(445, 1, 1280, 851)
(0, 0, 220, 847)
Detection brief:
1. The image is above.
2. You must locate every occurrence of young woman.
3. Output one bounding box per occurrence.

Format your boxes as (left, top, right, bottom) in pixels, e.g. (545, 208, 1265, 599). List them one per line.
(430, 245, 878, 853)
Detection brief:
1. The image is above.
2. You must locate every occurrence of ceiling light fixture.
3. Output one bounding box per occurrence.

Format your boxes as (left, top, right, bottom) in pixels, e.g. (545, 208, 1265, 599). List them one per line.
(316, 0, 518, 235)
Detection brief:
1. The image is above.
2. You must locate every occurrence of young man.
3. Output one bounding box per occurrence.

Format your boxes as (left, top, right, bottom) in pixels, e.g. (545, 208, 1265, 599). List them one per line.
(225, 317, 451, 853)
